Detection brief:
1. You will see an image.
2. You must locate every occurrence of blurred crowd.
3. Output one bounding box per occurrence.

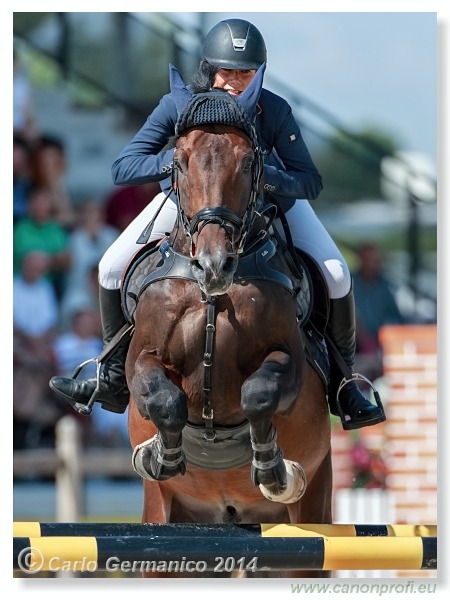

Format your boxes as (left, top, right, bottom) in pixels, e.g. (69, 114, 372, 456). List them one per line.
(13, 50, 160, 454)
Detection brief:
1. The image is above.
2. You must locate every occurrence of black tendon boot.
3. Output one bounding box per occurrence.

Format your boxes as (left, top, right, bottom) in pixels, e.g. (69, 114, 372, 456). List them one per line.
(49, 286, 130, 415)
(326, 287, 386, 430)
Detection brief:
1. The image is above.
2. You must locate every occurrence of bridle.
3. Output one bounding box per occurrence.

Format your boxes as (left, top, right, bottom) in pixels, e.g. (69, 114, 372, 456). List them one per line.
(173, 157, 263, 256)
(172, 91, 265, 257)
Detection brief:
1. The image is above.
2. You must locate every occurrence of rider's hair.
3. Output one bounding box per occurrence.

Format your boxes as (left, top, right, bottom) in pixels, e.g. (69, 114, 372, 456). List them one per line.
(190, 60, 218, 94)
(190, 19, 266, 95)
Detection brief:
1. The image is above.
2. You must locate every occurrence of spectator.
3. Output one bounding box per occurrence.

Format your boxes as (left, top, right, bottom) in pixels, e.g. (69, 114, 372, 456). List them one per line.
(13, 250, 60, 339)
(60, 200, 119, 327)
(52, 307, 103, 380)
(103, 182, 160, 232)
(13, 134, 33, 223)
(13, 184, 71, 300)
(352, 242, 406, 379)
(13, 48, 39, 143)
(13, 251, 66, 450)
(30, 134, 76, 229)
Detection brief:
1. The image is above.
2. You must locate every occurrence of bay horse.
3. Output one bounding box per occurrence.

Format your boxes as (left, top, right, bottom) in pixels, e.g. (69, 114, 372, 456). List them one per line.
(124, 64, 332, 577)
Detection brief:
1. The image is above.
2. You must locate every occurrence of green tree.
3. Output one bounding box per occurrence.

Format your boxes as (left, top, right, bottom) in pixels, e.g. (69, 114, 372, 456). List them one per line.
(315, 126, 400, 206)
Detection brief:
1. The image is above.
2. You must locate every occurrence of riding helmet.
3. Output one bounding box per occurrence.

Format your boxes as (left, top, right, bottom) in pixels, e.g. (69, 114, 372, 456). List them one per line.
(201, 19, 267, 70)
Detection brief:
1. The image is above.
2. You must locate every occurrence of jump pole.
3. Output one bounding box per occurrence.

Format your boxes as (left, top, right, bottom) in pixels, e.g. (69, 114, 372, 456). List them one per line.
(13, 521, 437, 538)
(13, 527, 437, 573)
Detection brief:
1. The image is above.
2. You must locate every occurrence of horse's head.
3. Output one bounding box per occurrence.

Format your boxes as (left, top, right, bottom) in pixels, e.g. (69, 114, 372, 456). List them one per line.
(170, 64, 265, 296)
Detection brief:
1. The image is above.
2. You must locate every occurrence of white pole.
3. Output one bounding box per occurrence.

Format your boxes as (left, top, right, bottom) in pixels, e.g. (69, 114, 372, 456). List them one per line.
(55, 415, 83, 522)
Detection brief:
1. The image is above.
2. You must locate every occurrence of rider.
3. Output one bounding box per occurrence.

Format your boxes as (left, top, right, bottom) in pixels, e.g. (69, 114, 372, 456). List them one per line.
(50, 18, 385, 430)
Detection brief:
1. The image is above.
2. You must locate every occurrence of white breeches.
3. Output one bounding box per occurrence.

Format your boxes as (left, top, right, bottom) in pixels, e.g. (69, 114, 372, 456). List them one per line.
(99, 192, 177, 290)
(284, 200, 351, 299)
(99, 193, 351, 299)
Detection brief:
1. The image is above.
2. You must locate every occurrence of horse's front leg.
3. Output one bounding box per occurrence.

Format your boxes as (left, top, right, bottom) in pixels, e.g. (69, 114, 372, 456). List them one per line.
(130, 355, 188, 481)
(241, 350, 307, 504)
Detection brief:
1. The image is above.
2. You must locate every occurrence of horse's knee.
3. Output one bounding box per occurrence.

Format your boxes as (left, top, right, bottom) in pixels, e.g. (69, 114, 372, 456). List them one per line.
(241, 372, 281, 420)
(133, 370, 188, 433)
(148, 387, 188, 433)
(241, 355, 300, 420)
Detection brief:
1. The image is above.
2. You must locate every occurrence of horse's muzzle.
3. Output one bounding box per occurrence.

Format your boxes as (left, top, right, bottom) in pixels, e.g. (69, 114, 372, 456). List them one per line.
(191, 251, 238, 296)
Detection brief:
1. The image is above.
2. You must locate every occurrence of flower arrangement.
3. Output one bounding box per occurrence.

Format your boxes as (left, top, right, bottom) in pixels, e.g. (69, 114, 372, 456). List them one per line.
(350, 438, 387, 489)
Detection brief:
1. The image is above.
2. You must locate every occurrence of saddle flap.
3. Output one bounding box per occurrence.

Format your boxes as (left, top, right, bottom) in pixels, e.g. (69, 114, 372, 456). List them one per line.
(121, 239, 165, 324)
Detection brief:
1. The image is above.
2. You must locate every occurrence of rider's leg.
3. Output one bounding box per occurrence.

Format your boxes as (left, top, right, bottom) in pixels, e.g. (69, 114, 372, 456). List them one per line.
(49, 193, 178, 414)
(284, 199, 385, 430)
(50, 285, 130, 413)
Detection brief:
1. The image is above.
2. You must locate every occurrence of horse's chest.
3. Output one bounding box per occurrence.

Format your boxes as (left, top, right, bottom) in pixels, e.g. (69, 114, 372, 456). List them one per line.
(138, 280, 295, 374)
(171, 297, 284, 370)
(161, 306, 256, 364)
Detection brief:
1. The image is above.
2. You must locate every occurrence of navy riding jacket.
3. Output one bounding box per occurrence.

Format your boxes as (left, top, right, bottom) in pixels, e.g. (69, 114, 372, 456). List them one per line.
(111, 87, 323, 205)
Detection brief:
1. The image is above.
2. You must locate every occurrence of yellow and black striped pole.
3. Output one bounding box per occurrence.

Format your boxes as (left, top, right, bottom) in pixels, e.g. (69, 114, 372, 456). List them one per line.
(13, 522, 437, 573)
(13, 521, 437, 538)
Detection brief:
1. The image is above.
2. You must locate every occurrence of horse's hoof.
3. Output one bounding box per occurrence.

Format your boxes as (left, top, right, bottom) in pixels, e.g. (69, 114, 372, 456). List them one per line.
(259, 460, 307, 504)
(132, 435, 186, 481)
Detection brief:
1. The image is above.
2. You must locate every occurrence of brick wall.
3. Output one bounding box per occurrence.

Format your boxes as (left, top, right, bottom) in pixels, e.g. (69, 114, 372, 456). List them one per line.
(330, 324, 437, 578)
(379, 325, 437, 524)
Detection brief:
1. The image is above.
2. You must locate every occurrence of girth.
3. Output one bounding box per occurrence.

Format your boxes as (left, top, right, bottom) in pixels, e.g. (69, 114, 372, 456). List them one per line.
(181, 420, 252, 470)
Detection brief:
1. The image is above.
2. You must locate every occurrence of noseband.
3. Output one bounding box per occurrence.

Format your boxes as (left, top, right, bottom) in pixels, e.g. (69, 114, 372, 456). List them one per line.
(173, 164, 262, 255)
(173, 90, 264, 256)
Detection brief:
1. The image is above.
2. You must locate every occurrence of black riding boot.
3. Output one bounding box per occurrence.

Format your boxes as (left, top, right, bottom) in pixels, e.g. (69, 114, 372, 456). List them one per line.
(326, 287, 386, 430)
(49, 286, 130, 415)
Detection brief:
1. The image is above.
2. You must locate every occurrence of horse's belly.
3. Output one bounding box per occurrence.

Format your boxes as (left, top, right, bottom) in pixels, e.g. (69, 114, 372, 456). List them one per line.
(159, 467, 291, 523)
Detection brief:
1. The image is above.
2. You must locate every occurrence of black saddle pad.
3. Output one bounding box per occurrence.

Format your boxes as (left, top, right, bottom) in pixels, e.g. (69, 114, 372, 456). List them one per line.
(121, 240, 163, 324)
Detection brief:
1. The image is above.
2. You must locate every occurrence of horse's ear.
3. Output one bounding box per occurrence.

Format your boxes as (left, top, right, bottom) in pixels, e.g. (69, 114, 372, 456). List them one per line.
(236, 62, 266, 120)
(169, 64, 193, 115)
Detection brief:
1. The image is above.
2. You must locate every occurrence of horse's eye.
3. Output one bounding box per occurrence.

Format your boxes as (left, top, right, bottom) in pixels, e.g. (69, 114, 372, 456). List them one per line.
(174, 159, 184, 174)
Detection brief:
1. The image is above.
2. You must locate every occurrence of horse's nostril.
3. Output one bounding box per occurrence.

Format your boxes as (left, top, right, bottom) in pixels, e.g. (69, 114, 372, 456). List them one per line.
(223, 256, 237, 274)
(191, 259, 204, 272)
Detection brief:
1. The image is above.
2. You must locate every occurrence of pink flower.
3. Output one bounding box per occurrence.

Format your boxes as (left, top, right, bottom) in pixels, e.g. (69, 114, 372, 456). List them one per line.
(350, 441, 372, 471)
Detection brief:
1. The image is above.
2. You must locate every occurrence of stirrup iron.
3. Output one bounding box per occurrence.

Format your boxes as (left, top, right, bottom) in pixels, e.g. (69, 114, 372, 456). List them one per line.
(335, 373, 386, 430)
(68, 357, 102, 416)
